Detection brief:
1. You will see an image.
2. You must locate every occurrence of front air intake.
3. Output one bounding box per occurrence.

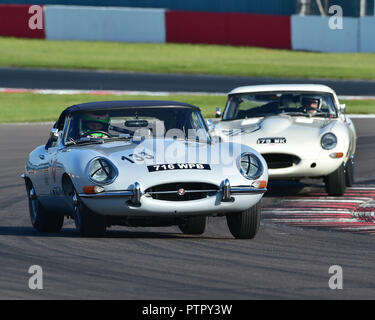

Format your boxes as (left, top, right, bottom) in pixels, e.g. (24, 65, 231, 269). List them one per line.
(262, 153, 300, 169)
(145, 183, 219, 201)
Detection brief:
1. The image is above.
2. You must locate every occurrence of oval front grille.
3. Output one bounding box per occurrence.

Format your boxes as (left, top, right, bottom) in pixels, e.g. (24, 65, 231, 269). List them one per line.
(145, 183, 219, 201)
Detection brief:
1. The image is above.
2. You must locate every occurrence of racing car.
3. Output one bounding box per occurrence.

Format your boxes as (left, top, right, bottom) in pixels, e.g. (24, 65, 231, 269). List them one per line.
(22, 100, 268, 239)
(212, 84, 356, 196)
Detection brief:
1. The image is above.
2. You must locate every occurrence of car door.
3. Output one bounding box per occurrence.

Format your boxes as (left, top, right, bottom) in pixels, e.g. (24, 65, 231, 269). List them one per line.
(29, 144, 50, 202)
(35, 128, 61, 209)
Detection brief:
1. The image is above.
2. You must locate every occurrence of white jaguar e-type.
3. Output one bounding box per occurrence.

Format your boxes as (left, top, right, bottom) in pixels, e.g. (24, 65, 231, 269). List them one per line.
(212, 84, 356, 196)
(22, 100, 268, 238)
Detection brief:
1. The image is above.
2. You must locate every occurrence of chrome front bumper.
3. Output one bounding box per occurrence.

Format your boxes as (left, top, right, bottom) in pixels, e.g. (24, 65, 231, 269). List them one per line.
(79, 179, 267, 204)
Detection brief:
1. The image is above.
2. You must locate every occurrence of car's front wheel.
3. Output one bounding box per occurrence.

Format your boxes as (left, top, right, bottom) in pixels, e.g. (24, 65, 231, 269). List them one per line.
(178, 216, 207, 235)
(226, 202, 261, 239)
(324, 163, 347, 196)
(72, 190, 106, 237)
(26, 181, 64, 233)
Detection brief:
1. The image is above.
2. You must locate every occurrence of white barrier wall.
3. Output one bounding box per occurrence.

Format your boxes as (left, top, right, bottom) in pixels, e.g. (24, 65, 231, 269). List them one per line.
(359, 17, 375, 52)
(45, 6, 166, 43)
(291, 15, 359, 53)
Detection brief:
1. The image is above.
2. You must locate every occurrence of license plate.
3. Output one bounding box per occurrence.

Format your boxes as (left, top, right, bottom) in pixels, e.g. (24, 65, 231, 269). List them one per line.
(257, 137, 286, 144)
(147, 163, 211, 172)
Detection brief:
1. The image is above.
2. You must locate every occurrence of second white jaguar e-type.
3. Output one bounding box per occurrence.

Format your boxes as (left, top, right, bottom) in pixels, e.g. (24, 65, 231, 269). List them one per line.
(213, 84, 356, 196)
(22, 100, 268, 239)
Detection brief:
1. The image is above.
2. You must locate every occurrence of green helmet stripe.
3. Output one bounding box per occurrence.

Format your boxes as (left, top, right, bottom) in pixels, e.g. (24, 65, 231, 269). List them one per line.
(82, 113, 110, 124)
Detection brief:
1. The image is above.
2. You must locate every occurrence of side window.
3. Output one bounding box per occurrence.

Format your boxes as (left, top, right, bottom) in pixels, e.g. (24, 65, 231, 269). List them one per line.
(191, 111, 200, 129)
(321, 96, 336, 114)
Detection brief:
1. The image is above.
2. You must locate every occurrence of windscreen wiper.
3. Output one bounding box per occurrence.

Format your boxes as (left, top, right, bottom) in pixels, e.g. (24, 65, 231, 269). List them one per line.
(311, 113, 332, 118)
(239, 113, 274, 119)
(101, 135, 132, 143)
(280, 112, 310, 117)
(65, 138, 104, 146)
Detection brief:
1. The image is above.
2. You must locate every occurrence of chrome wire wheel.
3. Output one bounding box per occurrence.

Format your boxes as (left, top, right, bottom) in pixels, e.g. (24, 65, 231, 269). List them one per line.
(26, 181, 64, 233)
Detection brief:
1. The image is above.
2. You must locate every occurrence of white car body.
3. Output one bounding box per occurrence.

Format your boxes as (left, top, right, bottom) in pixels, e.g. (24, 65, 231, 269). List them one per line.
(23, 100, 268, 238)
(213, 84, 356, 193)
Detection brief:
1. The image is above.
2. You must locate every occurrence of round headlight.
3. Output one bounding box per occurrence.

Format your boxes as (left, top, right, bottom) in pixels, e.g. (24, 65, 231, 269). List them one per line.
(88, 158, 117, 184)
(321, 133, 337, 150)
(239, 153, 263, 180)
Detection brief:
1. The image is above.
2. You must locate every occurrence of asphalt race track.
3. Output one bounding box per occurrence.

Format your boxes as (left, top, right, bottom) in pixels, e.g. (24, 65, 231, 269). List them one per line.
(0, 118, 374, 299)
(1, 67, 375, 95)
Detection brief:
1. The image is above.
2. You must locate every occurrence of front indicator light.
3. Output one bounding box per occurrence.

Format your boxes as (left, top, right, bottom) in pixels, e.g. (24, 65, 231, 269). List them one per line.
(83, 185, 105, 194)
(330, 152, 344, 159)
(252, 180, 267, 189)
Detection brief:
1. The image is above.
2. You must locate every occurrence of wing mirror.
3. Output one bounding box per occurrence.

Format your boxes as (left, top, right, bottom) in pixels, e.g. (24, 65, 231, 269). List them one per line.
(206, 119, 214, 130)
(49, 128, 59, 142)
(215, 107, 222, 118)
(339, 104, 346, 114)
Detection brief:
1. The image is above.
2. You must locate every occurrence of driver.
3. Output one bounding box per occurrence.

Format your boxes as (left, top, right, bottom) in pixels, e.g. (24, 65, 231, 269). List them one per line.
(301, 97, 321, 115)
(81, 113, 110, 138)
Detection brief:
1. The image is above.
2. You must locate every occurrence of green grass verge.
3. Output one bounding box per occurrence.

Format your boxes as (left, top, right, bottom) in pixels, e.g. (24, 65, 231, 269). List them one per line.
(0, 93, 374, 123)
(0, 93, 226, 123)
(1, 37, 375, 80)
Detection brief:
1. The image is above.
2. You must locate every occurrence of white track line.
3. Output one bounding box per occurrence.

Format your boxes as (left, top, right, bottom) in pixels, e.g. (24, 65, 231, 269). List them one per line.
(0, 87, 226, 96)
(263, 218, 358, 223)
(339, 95, 375, 100)
(282, 199, 365, 203)
(348, 187, 375, 190)
(262, 210, 352, 214)
(336, 226, 375, 231)
(2, 88, 375, 99)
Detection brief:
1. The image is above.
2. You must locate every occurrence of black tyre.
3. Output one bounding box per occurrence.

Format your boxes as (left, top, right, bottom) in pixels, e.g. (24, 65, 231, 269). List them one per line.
(73, 190, 106, 237)
(345, 157, 355, 187)
(226, 202, 261, 239)
(26, 181, 64, 233)
(178, 216, 207, 235)
(324, 163, 346, 196)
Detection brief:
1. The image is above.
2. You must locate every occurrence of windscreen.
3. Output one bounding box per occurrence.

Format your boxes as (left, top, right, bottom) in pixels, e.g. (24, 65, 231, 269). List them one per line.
(222, 92, 337, 121)
(64, 107, 210, 144)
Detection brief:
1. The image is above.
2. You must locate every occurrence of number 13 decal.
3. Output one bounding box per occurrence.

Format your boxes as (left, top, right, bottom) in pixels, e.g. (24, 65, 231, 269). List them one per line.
(122, 152, 154, 163)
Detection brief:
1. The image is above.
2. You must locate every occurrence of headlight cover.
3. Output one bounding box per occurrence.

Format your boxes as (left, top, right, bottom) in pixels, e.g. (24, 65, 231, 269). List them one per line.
(321, 133, 337, 150)
(88, 158, 118, 184)
(239, 152, 263, 180)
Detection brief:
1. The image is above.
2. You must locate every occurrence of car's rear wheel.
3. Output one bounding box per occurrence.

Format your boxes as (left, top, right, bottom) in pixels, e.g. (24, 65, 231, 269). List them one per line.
(226, 202, 261, 239)
(345, 157, 355, 187)
(26, 181, 64, 233)
(178, 216, 207, 235)
(73, 190, 106, 237)
(324, 163, 347, 196)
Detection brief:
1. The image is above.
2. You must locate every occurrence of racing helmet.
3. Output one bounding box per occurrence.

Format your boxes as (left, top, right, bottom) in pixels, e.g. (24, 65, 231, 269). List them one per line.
(81, 113, 110, 132)
(301, 96, 322, 113)
(301, 96, 321, 108)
